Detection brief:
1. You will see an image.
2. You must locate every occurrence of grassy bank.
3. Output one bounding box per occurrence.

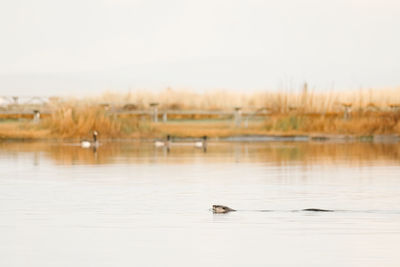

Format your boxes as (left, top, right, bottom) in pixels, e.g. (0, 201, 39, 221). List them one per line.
(1, 109, 399, 140)
(1, 88, 400, 140)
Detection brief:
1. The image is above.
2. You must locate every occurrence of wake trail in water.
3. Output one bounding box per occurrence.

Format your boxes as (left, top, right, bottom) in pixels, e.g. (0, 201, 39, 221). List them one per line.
(233, 209, 400, 214)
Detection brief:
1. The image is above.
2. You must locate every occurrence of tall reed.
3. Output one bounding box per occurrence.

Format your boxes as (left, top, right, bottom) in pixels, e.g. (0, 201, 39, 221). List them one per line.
(40, 104, 128, 138)
(85, 87, 400, 113)
(2, 87, 400, 139)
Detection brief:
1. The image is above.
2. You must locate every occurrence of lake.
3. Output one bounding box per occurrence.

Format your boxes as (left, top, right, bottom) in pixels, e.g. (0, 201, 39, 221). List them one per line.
(1, 140, 400, 267)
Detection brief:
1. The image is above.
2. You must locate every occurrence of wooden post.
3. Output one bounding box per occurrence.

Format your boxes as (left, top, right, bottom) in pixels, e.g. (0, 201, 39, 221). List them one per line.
(234, 107, 242, 127)
(162, 112, 167, 122)
(389, 104, 400, 112)
(33, 110, 40, 123)
(150, 103, 159, 123)
(301, 82, 308, 112)
(99, 103, 111, 110)
(341, 103, 352, 120)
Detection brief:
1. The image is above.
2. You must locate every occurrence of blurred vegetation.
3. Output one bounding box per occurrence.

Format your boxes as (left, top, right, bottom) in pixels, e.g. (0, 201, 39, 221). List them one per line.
(0, 87, 400, 140)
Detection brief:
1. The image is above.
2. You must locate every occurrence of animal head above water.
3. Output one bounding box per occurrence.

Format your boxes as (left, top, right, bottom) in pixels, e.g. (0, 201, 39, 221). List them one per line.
(212, 205, 236, 214)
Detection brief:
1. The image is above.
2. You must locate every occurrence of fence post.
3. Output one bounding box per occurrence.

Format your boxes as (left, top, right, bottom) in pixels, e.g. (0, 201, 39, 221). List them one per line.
(234, 107, 242, 127)
(33, 110, 40, 123)
(342, 103, 352, 120)
(162, 112, 167, 122)
(149, 103, 159, 123)
(389, 104, 400, 112)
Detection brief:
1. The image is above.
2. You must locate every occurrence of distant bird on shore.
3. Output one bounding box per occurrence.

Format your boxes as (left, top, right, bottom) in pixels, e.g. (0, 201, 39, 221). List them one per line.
(81, 131, 99, 148)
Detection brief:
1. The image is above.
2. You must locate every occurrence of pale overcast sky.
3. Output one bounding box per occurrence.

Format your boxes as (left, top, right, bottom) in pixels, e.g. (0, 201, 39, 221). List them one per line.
(1, 0, 399, 95)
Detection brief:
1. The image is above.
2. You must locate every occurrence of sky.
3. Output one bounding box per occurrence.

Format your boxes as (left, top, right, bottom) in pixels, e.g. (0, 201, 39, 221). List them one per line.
(1, 0, 400, 96)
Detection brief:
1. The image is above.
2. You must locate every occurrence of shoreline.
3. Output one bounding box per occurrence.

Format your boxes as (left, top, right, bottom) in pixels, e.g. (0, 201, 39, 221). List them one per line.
(1, 134, 399, 143)
(1, 105, 400, 141)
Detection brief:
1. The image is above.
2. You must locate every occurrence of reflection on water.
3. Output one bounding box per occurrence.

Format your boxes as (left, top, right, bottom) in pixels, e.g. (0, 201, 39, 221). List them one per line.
(1, 141, 400, 267)
(0, 140, 400, 165)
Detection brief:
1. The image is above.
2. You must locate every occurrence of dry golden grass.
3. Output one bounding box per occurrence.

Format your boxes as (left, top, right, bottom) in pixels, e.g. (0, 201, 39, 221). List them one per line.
(0, 122, 50, 139)
(151, 121, 271, 138)
(1, 87, 400, 139)
(41, 105, 124, 138)
(87, 87, 400, 113)
(264, 112, 400, 135)
(0, 104, 150, 140)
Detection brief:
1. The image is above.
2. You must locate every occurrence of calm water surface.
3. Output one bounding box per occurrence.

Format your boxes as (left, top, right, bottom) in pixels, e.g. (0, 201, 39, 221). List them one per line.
(1, 141, 400, 267)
